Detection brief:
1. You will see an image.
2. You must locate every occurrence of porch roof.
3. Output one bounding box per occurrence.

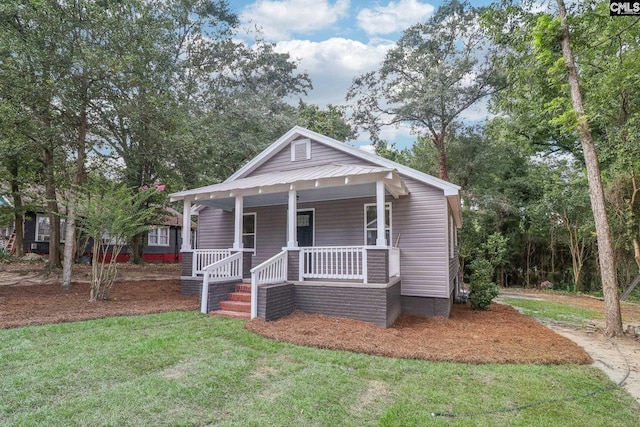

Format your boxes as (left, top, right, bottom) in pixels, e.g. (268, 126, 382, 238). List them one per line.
(170, 164, 409, 209)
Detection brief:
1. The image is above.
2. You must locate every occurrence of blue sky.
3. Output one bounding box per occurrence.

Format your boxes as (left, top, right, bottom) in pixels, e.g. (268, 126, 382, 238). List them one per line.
(229, 0, 494, 149)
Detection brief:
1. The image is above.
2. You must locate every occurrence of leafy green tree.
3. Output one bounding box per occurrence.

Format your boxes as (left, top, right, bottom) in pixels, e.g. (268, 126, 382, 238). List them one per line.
(77, 182, 155, 301)
(484, 0, 623, 336)
(296, 101, 356, 141)
(347, 0, 500, 181)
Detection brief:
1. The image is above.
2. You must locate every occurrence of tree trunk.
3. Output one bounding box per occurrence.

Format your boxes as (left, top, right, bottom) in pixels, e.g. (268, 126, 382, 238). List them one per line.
(629, 173, 640, 271)
(62, 105, 88, 289)
(130, 233, 145, 264)
(43, 145, 61, 269)
(557, 0, 623, 336)
(8, 158, 25, 257)
(61, 202, 76, 290)
(433, 133, 449, 182)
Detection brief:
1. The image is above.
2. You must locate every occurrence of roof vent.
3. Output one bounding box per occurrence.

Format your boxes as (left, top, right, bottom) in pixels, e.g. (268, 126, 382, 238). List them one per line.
(291, 138, 311, 162)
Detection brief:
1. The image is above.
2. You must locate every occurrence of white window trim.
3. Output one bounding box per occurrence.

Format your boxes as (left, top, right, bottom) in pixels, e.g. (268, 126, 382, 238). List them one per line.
(291, 138, 311, 161)
(148, 226, 170, 247)
(242, 212, 257, 254)
(35, 214, 66, 243)
(364, 203, 392, 246)
(102, 233, 125, 246)
(449, 214, 455, 259)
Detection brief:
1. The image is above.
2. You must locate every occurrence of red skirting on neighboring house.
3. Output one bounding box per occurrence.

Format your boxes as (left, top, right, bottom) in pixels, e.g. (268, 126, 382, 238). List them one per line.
(142, 253, 183, 264)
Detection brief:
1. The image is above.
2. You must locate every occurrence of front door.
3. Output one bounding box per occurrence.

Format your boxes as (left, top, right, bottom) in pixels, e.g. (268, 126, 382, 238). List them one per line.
(297, 210, 314, 247)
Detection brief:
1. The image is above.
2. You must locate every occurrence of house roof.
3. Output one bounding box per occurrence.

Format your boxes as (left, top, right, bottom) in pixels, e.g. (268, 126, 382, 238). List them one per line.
(159, 206, 197, 229)
(170, 163, 409, 202)
(170, 126, 462, 226)
(228, 126, 461, 196)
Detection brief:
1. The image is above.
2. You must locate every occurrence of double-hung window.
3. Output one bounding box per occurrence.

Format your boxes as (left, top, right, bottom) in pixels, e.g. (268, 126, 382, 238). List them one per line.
(242, 213, 256, 253)
(364, 203, 391, 246)
(148, 227, 170, 246)
(35, 214, 66, 242)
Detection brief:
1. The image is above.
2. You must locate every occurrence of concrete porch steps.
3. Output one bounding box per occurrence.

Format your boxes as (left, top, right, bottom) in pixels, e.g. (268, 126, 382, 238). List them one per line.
(210, 282, 252, 320)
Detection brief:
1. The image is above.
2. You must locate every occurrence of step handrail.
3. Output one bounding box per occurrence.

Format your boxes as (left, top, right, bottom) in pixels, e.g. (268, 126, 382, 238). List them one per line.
(250, 250, 287, 319)
(200, 252, 242, 314)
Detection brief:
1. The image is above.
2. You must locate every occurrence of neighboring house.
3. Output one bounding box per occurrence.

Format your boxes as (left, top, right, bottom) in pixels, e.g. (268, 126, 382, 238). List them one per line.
(21, 206, 195, 263)
(171, 126, 462, 327)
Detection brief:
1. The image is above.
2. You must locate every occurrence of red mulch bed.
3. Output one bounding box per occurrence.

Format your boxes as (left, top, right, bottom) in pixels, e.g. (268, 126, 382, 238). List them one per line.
(0, 280, 199, 329)
(245, 304, 593, 364)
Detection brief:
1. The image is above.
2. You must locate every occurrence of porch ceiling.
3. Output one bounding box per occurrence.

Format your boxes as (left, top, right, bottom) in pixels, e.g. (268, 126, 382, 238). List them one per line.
(170, 164, 409, 210)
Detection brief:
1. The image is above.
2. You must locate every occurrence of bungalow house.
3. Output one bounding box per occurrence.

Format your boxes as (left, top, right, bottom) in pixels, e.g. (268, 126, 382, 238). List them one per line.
(171, 126, 462, 327)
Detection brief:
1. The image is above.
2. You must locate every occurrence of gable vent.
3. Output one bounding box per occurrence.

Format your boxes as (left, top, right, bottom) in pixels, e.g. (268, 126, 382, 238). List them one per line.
(291, 138, 311, 162)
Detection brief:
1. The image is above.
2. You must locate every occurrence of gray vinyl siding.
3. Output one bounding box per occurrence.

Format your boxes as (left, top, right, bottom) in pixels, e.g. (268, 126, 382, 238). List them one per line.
(247, 138, 376, 176)
(392, 176, 449, 298)
(252, 205, 287, 266)
(197, 182, 450, 298)
(197, 207, 234, 249)
(196, 138, 452, 300)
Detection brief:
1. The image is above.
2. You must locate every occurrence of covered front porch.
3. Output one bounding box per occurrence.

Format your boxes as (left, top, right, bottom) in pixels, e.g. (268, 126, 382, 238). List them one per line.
(171, 164, 408, 325)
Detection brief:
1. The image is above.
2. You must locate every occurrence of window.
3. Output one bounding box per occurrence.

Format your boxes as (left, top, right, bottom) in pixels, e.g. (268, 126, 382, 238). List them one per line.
(102, 233, 125, 246)
(148, 227, 170, 246)
(291, 138, 311, 161)
(364, 203, 391, 246)
(243, 213, 256, 253)
(35, 214, 66, 242)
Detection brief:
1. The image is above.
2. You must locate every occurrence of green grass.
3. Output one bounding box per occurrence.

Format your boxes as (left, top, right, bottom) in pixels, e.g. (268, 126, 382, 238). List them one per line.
(1, 312, 638, 426)
(501, 297, 603, 323)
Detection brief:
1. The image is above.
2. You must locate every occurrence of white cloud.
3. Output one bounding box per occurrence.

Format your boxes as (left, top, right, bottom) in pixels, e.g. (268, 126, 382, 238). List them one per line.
(240, 0, 350, 40)
(356, 0, 435, 36)
(274, 38, 393, 106)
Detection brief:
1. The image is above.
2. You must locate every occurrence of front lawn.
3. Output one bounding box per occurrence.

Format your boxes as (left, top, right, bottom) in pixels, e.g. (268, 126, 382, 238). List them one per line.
(501, 297, 603, 323)
(1, 312, 638, 426)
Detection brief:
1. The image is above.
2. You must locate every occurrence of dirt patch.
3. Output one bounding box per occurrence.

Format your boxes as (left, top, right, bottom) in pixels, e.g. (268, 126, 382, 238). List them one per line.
(0, 261, 181, 286)
(0, 279, 198, 329)
(245, 304, 592, 365)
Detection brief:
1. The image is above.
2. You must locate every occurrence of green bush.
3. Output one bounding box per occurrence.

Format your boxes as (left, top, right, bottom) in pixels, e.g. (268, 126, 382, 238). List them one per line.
(468, 258, 499, 310)
(0, 250, 12, 263)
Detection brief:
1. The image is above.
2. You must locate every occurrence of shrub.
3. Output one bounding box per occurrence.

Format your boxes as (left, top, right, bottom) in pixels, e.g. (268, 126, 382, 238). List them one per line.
(0, 250, 11, 263)
(468, 258, 499, 310)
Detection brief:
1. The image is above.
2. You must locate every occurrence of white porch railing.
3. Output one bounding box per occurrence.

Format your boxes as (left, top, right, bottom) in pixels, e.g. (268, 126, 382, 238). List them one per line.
(200, 252, 243, 314)
(193, 249, 231, 276)
(389, 247, 400, 278)
(300, 246, 367, 282)
(250, 250, 288, 319)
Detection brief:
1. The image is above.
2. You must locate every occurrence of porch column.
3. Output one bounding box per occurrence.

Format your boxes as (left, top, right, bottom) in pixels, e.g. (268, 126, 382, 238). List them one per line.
(287, 189, 298, 247)
(233, 195, 244, 250)
(376, 180, 386, 247)
(181, 199, 192, 251)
